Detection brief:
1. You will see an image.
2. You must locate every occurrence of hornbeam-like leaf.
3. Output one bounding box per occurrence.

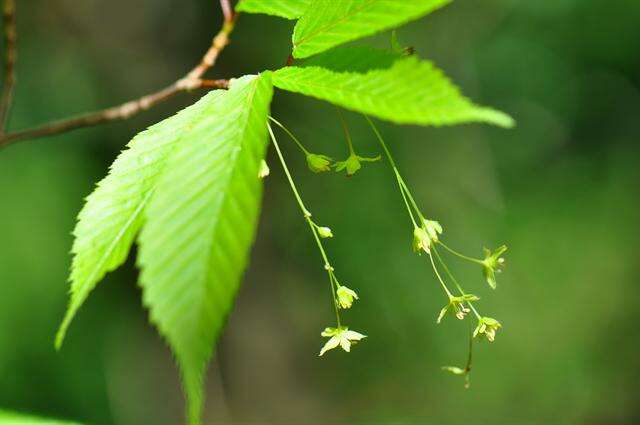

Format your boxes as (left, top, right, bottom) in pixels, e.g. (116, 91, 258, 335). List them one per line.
(137, 73, 273, 424)
(292, 0, 450, 58)
(55, 90, 227, 349)
(301, 45, 401, 73)
(236, 0, 312, 19)
(273, 54, 515, 128)
(0, 410, 83, 425)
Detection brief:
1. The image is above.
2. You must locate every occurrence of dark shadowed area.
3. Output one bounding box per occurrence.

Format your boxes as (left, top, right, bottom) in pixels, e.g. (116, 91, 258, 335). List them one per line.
(1, 0, 639, 424)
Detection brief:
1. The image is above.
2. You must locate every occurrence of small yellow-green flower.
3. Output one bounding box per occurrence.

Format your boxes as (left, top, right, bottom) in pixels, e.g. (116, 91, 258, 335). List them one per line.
(436, 294, 479, 323)
(319, 326, 366, 356)
(306, 153, 332, 173)
(334, 153, 381, 176)
(482, 245, 507, 289)
(258, 159, 270, 178)
(473, 317, 501, 342)
(423, 219, 443, 242)
(336, 285, 358, 309)
(412, 226, 432, 254)
(317, 226, 333, 238)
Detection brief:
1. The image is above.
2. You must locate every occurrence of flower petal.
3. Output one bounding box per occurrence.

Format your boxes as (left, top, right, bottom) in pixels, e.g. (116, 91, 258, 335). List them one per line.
(319, 336, 340, 356)
(343, 330, 366, 341)
(339, 336, 351, 352)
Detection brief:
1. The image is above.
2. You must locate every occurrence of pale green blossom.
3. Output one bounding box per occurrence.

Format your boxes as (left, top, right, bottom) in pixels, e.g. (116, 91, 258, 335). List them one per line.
(437, 294, 479, 323)
(319, 326, 366, 356)
(473, 317, 501, 342)
(336, 285, 358, 309)
(482, 245, 507, 289)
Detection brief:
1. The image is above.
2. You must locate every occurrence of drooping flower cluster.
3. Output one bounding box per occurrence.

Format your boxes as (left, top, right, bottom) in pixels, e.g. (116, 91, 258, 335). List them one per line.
(267, 112, 509, 380)
(268, 118, 366, 357)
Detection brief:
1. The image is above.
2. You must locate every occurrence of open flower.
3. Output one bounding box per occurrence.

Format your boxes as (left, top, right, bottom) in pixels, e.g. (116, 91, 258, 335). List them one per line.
(334, 153, 381, 176)
(336, 285, 358, 309)
(482, 245, 507, 289)
(436, 294, 479, 323)
(258, 159, 270, 178)
(319, 326, 366, 356)
(473, 317, 501, 342)
(317, 226, 333, 238)
(412, 226, 432, 254)
(423, 219, 443, 242)
(306, 153, 333, 173)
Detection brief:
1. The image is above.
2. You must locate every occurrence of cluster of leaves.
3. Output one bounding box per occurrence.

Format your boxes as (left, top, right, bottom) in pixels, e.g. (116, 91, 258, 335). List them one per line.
(55, 1, 513, 424)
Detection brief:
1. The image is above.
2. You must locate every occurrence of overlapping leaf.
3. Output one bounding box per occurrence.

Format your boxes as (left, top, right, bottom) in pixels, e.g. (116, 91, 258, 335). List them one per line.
(236, 0, 312, 19)
(55, 90, 226, 349)
(292, 0, 450, 58)
(0, 410, 82, 425)
(137, 74, 273, 424)
(301, 45, 401, 73)
(273, 53, 514, 127)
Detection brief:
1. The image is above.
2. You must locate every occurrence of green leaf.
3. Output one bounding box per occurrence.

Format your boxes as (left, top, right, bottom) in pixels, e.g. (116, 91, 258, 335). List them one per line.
(137, 73, 274, 424)
(0, 410, 83, 425)
(301, 45, 401, 73)
(273, 54, 514, 128)
(236, 0, 312, 19)
(55, 90, 227, 349)
(292, 0, 450, 58)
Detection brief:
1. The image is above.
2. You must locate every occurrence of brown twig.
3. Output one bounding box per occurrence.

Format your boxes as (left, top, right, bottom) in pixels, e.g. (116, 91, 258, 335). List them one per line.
(0, 6, 237, 149)
(0, 0, 16, 133)
(219, 0, 235, 23)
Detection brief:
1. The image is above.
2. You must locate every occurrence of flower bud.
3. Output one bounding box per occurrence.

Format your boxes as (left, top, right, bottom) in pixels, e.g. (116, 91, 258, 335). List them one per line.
(317, 226, 333, 238)
(306, 153, 332, 173)
(258, 159, 270, 178)
(336, 285, 358, 309)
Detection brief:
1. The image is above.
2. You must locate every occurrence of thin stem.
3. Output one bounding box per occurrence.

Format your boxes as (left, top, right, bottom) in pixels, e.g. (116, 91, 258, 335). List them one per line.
(0, 9, 236, 149)
(268, 124, 310, 217)
(399, 176, 418, 227)
(432, 246, 481, 320)
(0, 0, 16, 133)
(398, 176, 426, 223)
(336, 108, 355, 154)
(268, 123, 341, 326)
(365, 115, 426, 223)
(219, 0, 235, 23)
(365, 115, 419, 226)
(465, 321, 474, 371)
(268, 116, 310, 155)
(464, 321, 473, 388)
(439, 241, 484, 265)
(307, 220, 341, 327)
(428, 252, 453, 299)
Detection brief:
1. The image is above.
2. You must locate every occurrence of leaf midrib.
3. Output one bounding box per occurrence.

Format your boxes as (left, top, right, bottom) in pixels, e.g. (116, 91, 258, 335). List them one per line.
(294, 0, 376, 47)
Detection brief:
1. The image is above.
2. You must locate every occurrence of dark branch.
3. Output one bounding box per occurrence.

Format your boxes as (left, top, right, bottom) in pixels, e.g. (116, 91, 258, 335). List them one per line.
(0, 4, 237, 149)
(0, 0, 16, 133)
(0, 79, 229, 146)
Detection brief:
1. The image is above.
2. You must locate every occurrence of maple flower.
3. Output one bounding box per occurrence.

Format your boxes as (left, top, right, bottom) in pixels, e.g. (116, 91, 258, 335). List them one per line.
(319, 326, 366, 356)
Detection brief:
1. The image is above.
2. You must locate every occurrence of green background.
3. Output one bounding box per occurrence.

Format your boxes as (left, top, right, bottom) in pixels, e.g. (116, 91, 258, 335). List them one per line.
(1, 0, 639, 423)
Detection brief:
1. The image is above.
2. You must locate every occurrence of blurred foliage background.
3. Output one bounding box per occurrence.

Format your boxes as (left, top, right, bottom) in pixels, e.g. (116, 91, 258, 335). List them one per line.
(1, 0, 639, 424)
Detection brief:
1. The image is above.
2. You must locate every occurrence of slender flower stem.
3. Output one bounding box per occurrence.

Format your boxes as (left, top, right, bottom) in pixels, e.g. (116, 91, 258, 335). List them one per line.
(438, 241, 484, 265)
(268, 123, 311, 217)
(464, 321, 474, 388)
(365, 115, 426, 224)
(336, 108, 355, 154)
(268, 116, 310, 155)
(432, 246, 481, 319)
(365, 115, 419, 226)
(268, 123, 341, 326)
(307, 220, 342, 327)
(428, 252, 453, 299)
(398, 176, 426, 223)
